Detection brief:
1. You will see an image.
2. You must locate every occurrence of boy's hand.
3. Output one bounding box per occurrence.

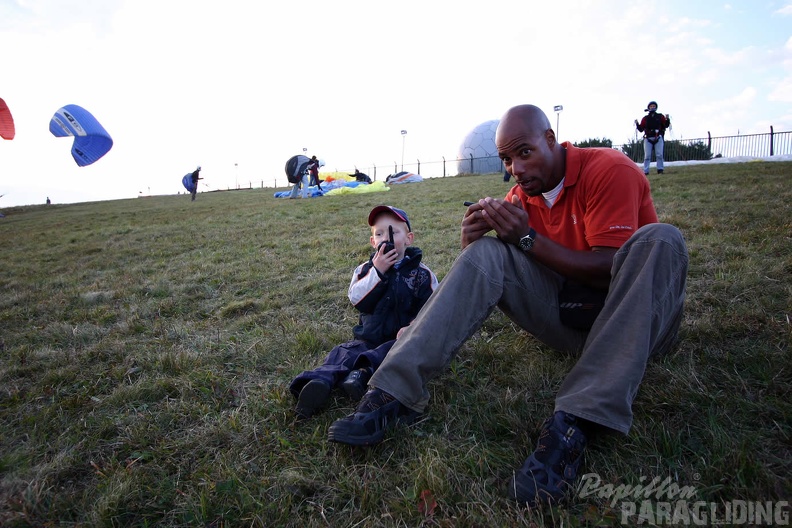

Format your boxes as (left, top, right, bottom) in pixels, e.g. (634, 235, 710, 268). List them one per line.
(396, 323, 410, 340)
(372, 242, 397, 275)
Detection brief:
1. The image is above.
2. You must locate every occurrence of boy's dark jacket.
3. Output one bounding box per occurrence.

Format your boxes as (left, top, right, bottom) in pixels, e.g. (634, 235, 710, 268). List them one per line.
(351, 246, 436, 347)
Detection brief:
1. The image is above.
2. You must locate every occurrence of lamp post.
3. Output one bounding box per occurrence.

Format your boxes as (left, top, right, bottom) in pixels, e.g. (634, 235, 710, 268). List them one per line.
(554, 105, 563, 141)
(400, 130, 407, 171)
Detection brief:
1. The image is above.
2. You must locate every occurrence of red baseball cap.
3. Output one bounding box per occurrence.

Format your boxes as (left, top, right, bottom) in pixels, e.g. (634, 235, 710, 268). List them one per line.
(368, 205, 411, 232)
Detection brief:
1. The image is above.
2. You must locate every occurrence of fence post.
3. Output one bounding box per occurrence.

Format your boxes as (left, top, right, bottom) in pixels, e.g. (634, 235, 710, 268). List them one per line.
(394, 162, 397, 174)
(442, 156, 446, 177)
(469, 153, 474, 174)
(770, 126, 774, 156)
(373, 163, 377, 181)
(417, 159, 420, 174)
(707, 132, 711, 153)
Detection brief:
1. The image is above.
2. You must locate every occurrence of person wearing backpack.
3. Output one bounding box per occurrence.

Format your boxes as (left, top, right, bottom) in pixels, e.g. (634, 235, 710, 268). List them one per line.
(286, 156, 310, 199)
(307, 156, 325, 191)
(635, 101, 671, 175)
(189, 166, 202, 201)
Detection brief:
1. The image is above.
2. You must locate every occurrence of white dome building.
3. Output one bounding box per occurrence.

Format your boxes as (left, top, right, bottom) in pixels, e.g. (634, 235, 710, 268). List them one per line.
(457, 119, 503, 174)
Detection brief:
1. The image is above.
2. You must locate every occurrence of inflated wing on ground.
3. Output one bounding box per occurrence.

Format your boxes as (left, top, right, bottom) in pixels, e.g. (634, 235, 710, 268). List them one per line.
(49, 104, 113, 166)
(386, 171, 423, 184)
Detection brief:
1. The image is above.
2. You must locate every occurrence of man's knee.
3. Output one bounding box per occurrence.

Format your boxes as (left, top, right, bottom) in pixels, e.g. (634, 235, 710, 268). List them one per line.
(461, 236, 511, 263)
(625, 224, 689, 266)
(452, 237, 513, 279)
(634, 223, 685, 247)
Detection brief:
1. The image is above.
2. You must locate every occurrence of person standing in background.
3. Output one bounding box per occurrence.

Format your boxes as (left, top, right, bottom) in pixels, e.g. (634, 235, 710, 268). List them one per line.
(307, 156, 324, 191)
(635, 101, 671, 175)
(190, 166, 202, 201)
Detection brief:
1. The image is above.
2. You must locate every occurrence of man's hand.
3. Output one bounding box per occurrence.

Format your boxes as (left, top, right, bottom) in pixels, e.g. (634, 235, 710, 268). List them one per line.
(462, 197, 529, 248)
(461, 200, 495, 248)
(480, 196, 530, 244)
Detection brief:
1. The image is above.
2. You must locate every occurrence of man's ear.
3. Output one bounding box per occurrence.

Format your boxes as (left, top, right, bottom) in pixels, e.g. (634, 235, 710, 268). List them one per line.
(545, 128, 557, 148)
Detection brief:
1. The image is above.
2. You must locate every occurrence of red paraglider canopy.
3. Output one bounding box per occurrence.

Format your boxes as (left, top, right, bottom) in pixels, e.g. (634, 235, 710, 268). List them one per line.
(0, 98, 15, 140)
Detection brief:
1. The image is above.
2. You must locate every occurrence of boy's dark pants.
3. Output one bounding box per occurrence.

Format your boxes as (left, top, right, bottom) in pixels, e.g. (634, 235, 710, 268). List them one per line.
(289, 339, 395, 398)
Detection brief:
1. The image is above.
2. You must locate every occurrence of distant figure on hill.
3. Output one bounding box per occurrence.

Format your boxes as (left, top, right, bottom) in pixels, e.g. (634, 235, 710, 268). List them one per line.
(635, 101, 671, 175)
(352, 169, 372, 184)
(190, 166, 202, 201)
(46, 197, 51, 205)
(307, 156, 324, 191)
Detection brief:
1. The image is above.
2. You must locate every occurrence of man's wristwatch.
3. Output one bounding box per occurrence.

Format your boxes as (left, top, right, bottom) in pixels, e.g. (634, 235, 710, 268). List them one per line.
(518, 228, 537, 252)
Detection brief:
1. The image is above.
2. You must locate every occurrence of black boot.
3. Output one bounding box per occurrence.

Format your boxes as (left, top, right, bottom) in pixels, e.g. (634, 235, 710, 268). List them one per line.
(341, 367, 373, 401)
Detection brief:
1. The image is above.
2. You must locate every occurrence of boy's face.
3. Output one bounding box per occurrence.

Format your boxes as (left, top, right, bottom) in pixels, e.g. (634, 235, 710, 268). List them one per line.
(370, 213, 413, 259)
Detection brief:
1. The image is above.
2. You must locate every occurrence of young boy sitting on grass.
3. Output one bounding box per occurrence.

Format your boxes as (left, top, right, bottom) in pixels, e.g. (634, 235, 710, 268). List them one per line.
(289, 205, 439, 419)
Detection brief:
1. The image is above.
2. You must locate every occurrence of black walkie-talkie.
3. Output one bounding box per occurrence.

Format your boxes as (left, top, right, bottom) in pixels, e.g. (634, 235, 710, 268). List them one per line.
(384, 225, 395, 253)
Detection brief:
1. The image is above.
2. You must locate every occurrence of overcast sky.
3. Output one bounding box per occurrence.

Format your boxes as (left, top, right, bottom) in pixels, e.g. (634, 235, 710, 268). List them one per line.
(1, 0, 791, 207)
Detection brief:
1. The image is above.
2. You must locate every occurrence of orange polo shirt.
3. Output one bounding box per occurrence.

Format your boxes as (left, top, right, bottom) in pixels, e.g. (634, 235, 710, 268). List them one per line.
(505, 143, 658, 251)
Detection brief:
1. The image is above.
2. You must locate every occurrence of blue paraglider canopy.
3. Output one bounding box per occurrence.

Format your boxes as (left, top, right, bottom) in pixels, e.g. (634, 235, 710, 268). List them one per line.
(182, 173, 197, 193)
(49, 104, 113, 166)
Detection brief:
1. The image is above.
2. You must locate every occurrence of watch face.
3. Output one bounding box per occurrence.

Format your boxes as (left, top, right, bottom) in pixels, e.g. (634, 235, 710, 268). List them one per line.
(519, 235, 534, 251)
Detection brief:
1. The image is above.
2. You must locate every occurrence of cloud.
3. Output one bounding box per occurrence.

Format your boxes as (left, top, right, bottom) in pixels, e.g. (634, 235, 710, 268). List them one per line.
(768, 77, 792, 102)
(695, 68, 721, 86)
(668, 15, 713, 32)
(702, 46, 755, 66)
(774, 3, 792, 16)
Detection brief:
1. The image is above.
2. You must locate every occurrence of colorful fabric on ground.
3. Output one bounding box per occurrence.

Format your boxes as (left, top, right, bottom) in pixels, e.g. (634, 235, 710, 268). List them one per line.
(273, 180, 389, 198)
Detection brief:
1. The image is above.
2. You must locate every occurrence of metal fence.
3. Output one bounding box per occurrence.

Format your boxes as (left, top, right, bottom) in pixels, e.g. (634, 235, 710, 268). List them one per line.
(355, 155, 505, 183)
(356, 128, 792, 181)
(614, 128, 792, 162)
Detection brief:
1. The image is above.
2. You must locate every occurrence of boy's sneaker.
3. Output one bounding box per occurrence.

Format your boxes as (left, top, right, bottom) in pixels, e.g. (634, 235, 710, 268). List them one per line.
(295, 379, 331, 419)
(341, 367, 373, 401)
(327, 388, 420, 446)
(508, 411, 587, 505)
(658, 169, 664, 174)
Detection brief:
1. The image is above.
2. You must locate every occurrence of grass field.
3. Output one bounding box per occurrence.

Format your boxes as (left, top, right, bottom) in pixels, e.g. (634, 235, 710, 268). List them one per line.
(1, 162, 790, 527)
